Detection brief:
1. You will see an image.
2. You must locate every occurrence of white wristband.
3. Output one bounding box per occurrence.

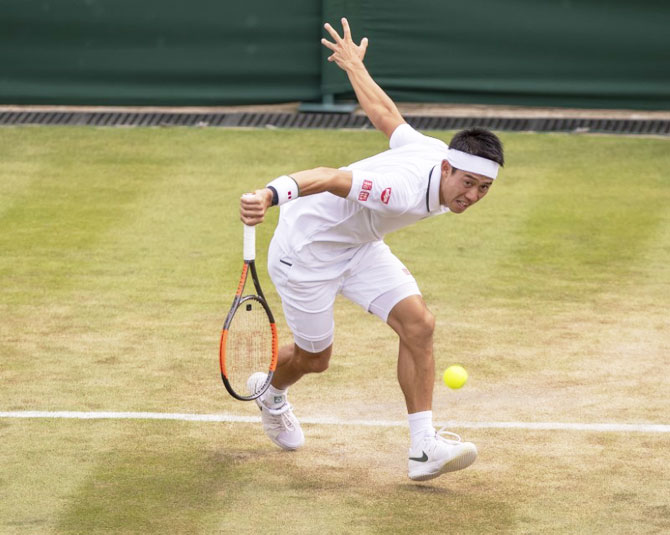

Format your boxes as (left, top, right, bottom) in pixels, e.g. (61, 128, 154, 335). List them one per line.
(266, 175, 299, 206)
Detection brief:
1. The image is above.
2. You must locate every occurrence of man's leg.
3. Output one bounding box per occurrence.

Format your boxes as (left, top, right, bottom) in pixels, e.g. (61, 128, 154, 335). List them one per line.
(272, 343, 332, 390)
(249, 342, 332, 451)
(340, 241, 477, 480)
(261, 239, 340, 451)
(386, 295, 477, 481)
(386, 295, 435, 414)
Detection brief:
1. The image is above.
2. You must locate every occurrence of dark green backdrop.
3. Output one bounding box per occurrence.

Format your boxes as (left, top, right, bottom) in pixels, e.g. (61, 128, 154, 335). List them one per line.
(1, 0, 668, 109)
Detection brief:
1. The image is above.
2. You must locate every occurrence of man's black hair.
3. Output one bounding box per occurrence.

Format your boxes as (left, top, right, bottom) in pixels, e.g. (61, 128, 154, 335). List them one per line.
(449, 127, 504, 167)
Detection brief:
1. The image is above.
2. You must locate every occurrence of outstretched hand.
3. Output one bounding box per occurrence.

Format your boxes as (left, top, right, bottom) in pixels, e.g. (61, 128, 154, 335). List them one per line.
(321, 18, 368, 71)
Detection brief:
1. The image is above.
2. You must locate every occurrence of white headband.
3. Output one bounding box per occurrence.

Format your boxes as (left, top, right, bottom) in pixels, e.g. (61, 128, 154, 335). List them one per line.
(446, 148, 500, 180)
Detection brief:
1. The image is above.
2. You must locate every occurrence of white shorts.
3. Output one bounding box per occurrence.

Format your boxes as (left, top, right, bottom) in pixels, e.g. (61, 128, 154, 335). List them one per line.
(268, 238, 420, 353)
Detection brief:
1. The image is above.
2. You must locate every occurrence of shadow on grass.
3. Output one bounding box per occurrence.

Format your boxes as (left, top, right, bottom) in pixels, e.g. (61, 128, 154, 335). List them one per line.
(56, 435, 517, 535)
(56, 438, 272, 534)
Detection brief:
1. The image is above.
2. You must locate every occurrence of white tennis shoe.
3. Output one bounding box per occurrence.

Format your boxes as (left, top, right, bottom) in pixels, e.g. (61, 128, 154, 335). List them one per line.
(408, 428, 477, 481)
(246, 372, 304, 451)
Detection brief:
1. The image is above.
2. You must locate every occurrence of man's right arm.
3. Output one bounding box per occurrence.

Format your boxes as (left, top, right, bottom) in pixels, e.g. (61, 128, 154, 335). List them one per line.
(239, 167, 353, 226)
(321, 18, 405, 139)
(240, 164, 415, 226)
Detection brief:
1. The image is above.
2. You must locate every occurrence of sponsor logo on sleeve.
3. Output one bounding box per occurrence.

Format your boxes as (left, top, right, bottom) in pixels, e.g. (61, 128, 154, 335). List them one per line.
(362, 180, 373, 191)
(381, 187, 392, 205)
(358, 191, 369, 201)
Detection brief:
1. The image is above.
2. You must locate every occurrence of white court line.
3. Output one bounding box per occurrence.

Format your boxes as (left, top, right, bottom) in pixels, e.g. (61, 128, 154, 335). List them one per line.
(0, 411, 668, 433)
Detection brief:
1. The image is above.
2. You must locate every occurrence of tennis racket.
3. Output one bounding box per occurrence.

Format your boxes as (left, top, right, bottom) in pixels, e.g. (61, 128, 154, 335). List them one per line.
(219, 214, 278, 400)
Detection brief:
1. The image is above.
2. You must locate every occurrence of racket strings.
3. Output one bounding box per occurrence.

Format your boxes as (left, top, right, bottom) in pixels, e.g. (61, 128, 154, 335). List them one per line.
(225, 299, 274, 395)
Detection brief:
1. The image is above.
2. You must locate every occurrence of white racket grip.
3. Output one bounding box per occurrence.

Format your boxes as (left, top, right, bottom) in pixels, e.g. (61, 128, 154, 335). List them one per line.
(243, 224, 255, 261)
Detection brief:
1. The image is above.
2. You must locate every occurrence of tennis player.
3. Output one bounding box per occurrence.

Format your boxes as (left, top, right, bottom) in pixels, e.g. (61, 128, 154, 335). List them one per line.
(241, 18, 504, 481)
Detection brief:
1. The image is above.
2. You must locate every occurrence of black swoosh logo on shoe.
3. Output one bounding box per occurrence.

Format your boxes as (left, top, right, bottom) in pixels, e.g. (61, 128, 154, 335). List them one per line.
(409, 451, 428, 462)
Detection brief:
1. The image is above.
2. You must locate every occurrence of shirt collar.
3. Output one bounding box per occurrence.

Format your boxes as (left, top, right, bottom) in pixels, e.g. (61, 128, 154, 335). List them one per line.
(427, 164, 448, 213)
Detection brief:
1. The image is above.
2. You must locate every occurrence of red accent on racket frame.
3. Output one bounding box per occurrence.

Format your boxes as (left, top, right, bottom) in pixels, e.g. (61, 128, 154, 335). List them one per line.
(235, 264, 249, 297)
(269, 322, 278, 372)
(219, 329, 229, 377)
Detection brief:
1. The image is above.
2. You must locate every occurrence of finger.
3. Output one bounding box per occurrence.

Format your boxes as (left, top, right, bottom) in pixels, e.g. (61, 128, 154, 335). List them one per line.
(321, 38, 337, 52)
(240, 215, 262, 226)
(359, 37, 369, 55)
(323, 22, 342, 43)
(240, 201, 263, 215)
(240, 206, 264, 221)
(241, 205, 264, 216)
(341, 17, 352, 41)
(241, 207, 263, 217)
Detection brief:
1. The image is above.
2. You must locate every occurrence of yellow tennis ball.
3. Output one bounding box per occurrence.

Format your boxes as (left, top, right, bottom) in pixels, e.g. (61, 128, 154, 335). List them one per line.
(443, 365, 468, 389)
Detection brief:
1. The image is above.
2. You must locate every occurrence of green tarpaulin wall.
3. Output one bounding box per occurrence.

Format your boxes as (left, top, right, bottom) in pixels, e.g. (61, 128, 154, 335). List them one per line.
(1, 0, 668, 109)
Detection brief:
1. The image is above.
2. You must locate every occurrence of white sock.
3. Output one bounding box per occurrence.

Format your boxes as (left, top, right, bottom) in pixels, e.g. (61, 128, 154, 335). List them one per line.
(262, 385, 287, 410)
(408, 410, 435, 449)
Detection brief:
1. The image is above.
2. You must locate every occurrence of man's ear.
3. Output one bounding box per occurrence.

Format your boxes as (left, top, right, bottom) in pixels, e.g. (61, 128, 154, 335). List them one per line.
(441, 159, 453, 176)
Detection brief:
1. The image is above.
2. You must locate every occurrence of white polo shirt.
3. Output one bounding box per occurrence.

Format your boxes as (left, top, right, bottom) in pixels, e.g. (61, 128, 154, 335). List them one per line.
(272, 124, 450, 261)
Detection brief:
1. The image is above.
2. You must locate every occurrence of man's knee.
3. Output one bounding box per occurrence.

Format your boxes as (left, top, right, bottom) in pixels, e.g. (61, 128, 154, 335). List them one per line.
(388, 296, 435, 344)
(403, 308, 435, 344)
(295, 344, 332, 374)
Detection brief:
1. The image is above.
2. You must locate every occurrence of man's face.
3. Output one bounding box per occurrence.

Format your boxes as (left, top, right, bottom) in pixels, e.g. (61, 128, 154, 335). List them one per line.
(439, 160, 494, 214)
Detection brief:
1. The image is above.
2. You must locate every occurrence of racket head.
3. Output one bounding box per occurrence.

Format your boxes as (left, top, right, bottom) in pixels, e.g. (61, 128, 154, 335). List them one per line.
(219, 293, 278, 401)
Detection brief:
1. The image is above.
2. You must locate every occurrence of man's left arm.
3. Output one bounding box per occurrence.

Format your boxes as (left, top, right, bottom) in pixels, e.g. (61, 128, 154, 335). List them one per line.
(321, 18, 406, 139)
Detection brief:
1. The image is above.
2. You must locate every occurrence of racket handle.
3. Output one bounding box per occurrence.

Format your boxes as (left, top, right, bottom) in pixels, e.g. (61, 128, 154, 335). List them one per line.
(243, 223, 256, 261)
(241, 193, 258, 261)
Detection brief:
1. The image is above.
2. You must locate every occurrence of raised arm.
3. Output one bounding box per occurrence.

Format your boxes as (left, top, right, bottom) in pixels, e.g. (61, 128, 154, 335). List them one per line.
(321, 18, 406, 139)
(240, 168, 353, 226)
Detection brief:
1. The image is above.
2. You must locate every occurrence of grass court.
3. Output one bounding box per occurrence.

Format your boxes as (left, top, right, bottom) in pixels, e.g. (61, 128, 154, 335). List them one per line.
(1, 125, 668, 534)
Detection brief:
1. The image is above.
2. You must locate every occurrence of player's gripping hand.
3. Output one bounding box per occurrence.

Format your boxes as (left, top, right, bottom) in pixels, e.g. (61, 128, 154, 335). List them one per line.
(239, 189, 273, 226)
(321, 18, 368, 71)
